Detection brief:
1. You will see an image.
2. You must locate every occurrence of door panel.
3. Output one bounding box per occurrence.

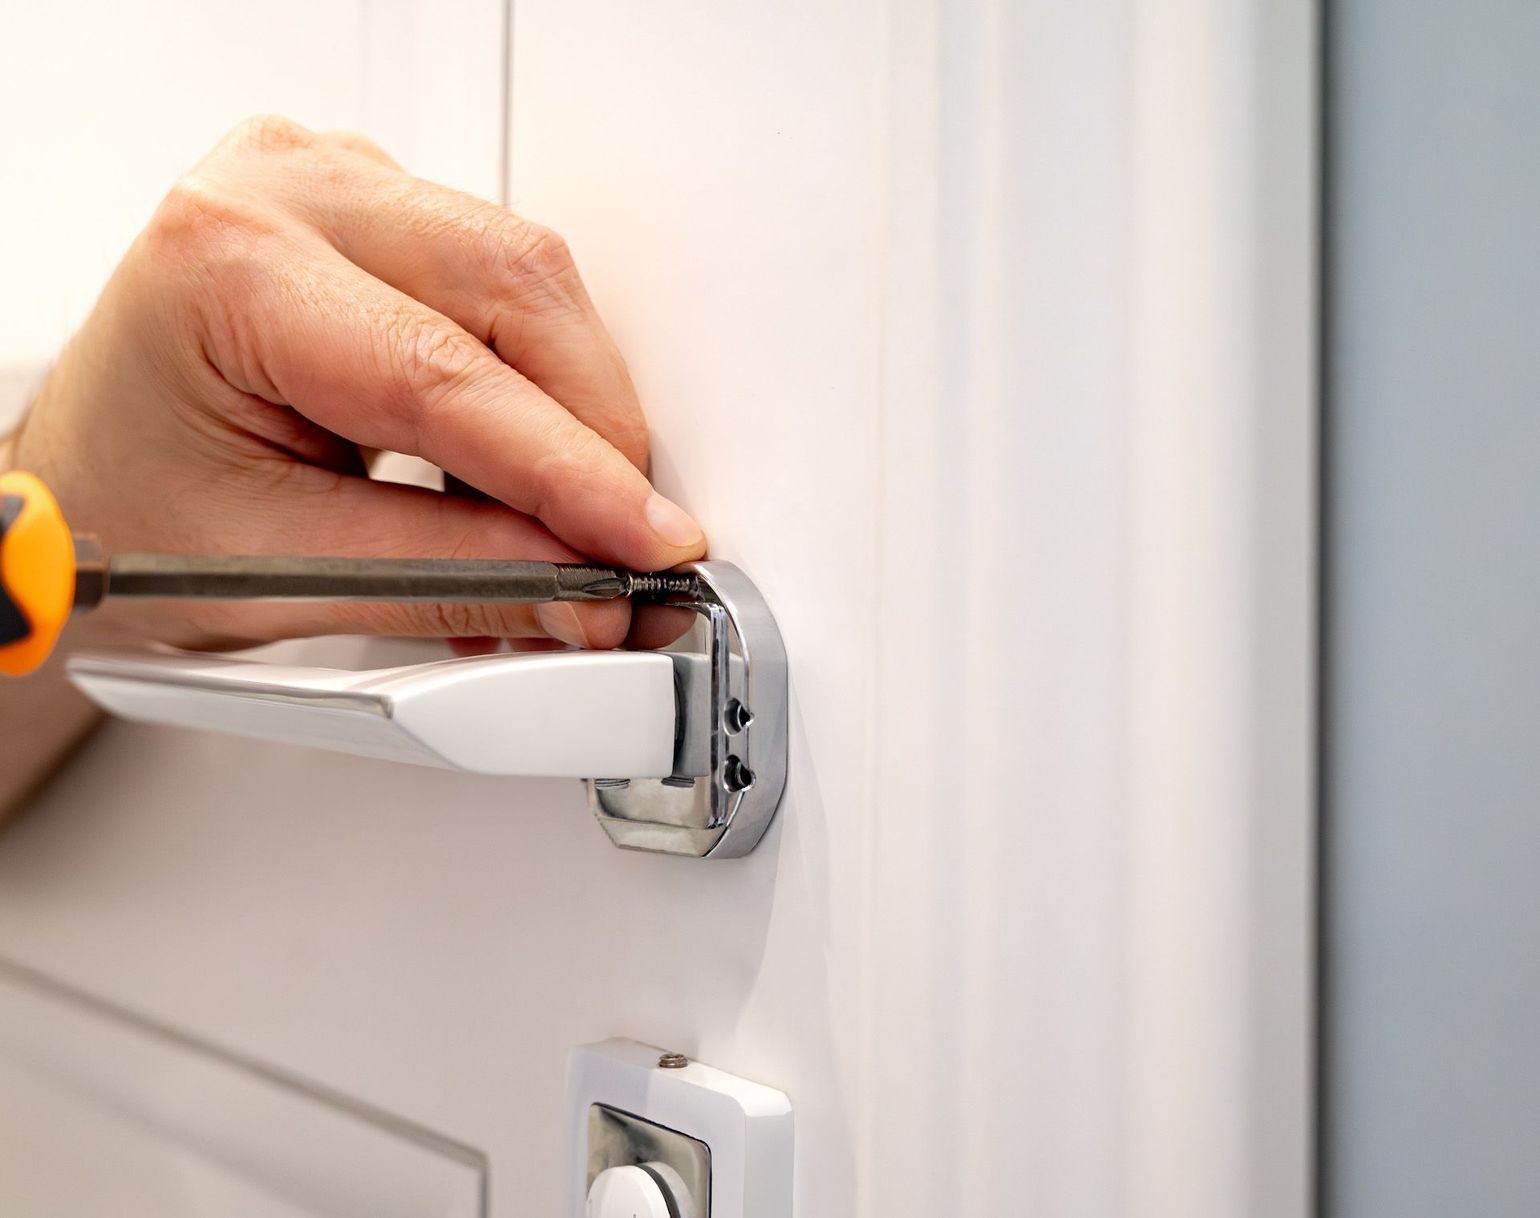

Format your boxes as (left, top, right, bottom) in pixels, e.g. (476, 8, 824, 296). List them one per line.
(1, 0, 882, 1204)
(0, 961, 484, 1217)
(0, 4, 1316, 1215)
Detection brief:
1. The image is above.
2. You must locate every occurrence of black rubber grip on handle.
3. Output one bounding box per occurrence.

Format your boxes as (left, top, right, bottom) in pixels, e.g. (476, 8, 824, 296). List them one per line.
(0, 494, 30, 646)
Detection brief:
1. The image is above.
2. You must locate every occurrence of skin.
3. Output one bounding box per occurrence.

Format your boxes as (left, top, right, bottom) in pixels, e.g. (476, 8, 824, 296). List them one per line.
(0, 116, 706, 817)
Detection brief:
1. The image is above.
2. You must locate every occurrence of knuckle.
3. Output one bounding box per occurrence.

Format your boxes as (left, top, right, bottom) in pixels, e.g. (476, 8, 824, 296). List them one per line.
(398, 316, 486, 394)
(516, 222, 576, 278)
(425, 201, 586, 314)
(139, 179, 282, 370)
(228, 113, 316, 155)
(511, 220, 579, 284)
(320, 128, 394, 162)
(380, 312, 489, 450)
(144, 176, 262, 261)
(528, 423, 614, 513)
(492, 218, 583, 307)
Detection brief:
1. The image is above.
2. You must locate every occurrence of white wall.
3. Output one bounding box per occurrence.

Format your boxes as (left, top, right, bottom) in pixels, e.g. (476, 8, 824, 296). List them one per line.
(0, 3, 1315, 1215)
(0, 0, 503, 380)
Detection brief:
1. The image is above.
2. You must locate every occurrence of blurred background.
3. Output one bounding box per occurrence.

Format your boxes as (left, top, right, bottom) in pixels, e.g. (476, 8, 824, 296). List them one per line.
(0, 0, 504, 423)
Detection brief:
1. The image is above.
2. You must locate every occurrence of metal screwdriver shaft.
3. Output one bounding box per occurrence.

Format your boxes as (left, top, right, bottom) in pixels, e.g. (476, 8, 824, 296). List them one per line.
(5, 472, 713, 677)
(73, 553, 701, 608)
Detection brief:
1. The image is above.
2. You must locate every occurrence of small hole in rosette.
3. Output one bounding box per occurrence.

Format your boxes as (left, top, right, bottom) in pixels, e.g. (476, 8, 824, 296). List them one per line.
(723, 755, 756, 792)
(723, 697, 754, 734)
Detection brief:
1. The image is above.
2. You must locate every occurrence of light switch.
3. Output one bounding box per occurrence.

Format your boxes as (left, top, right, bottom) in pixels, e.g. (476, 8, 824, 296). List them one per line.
(587, 1164, 683, 1218)
(568, 1040, 793, 1218)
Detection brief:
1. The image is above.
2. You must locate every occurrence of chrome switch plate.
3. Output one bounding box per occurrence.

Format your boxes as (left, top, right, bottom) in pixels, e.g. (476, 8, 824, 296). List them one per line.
(568, 1039, 794, 1218)
(587, 1103, 711, 1211)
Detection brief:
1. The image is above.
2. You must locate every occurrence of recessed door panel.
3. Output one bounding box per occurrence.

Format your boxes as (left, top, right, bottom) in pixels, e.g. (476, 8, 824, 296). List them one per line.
(0, 961, 484, 1217)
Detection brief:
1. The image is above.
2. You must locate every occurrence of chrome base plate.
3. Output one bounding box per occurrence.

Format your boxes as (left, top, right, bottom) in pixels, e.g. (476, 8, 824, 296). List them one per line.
(585, 561, 787, 858)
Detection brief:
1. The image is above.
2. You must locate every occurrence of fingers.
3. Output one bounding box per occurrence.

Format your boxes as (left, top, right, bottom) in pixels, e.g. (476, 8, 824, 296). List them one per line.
(626, 604, 698, 650)
(447, 636, 501, 657)
(252, 128, 651, 474)
(211, 472, 634, 648)
(203, 233, 703, 572)
(173, 117, 705, 583)
(314, 129, 402, 170)
(328, 181, 651, 474)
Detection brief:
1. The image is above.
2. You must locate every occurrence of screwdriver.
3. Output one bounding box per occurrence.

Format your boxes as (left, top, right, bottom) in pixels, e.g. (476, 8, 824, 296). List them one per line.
(0, 471, 700, 676)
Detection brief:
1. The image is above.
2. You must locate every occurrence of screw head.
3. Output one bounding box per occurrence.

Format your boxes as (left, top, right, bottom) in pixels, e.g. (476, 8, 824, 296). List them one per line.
(657, 1052, 689, 1069)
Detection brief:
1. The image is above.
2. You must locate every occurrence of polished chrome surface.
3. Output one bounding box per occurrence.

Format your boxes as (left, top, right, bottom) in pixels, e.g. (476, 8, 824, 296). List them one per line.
(587, 1103, 710, 1213)
(587, 560, 789, 859)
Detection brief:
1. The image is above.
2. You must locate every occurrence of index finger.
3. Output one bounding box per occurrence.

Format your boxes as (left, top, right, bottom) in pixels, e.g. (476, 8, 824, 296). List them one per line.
(211, 235, 705, 571)
(252, 136, 652, 473)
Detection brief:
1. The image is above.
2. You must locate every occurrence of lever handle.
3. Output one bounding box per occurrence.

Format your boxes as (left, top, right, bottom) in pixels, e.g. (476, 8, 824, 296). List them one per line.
(65, 561, 785, 859)
(66, 648, 683, 778)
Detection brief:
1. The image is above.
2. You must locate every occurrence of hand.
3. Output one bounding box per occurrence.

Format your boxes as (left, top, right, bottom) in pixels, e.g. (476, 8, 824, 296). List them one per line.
(4, 115, 705, 654)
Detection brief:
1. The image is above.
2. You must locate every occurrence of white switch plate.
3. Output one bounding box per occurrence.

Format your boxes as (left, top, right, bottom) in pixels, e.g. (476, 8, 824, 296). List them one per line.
(568, 1039, 793, 1218)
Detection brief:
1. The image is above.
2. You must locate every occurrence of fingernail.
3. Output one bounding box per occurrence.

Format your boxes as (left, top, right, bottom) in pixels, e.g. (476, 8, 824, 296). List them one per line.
(535, 602, 590, 648)
(645, 492, 705, 549)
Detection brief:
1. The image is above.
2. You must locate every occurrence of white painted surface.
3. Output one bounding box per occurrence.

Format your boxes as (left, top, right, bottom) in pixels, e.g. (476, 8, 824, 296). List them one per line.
(69, 648, 681, 777)
(0, 0, 503, 374)
(0, 963, 483, 1217)
(0, 3, 1315, 1216)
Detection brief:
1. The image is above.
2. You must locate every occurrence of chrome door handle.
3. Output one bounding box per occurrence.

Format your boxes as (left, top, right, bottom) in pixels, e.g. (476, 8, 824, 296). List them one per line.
(67, 647, 686, 777)
(66, 561, 787, 859)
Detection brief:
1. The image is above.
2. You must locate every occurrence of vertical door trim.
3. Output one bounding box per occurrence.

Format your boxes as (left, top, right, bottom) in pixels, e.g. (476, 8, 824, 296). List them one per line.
(863, 3, 1317, 1214)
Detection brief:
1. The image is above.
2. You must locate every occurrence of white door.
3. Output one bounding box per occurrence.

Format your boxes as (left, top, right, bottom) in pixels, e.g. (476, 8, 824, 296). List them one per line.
(0, 3, 1316, 1215)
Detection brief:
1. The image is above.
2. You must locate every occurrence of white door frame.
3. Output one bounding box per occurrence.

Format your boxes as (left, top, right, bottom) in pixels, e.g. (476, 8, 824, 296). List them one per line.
(863, 3, 1316, 1215)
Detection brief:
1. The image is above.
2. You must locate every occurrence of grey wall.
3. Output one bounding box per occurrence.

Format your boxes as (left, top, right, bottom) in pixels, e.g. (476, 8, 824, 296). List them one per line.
(1325, 2, 1540, 1215)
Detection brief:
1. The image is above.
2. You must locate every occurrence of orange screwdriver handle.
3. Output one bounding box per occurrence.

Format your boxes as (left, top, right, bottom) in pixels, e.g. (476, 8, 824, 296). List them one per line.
(0, 472, 77, 676)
